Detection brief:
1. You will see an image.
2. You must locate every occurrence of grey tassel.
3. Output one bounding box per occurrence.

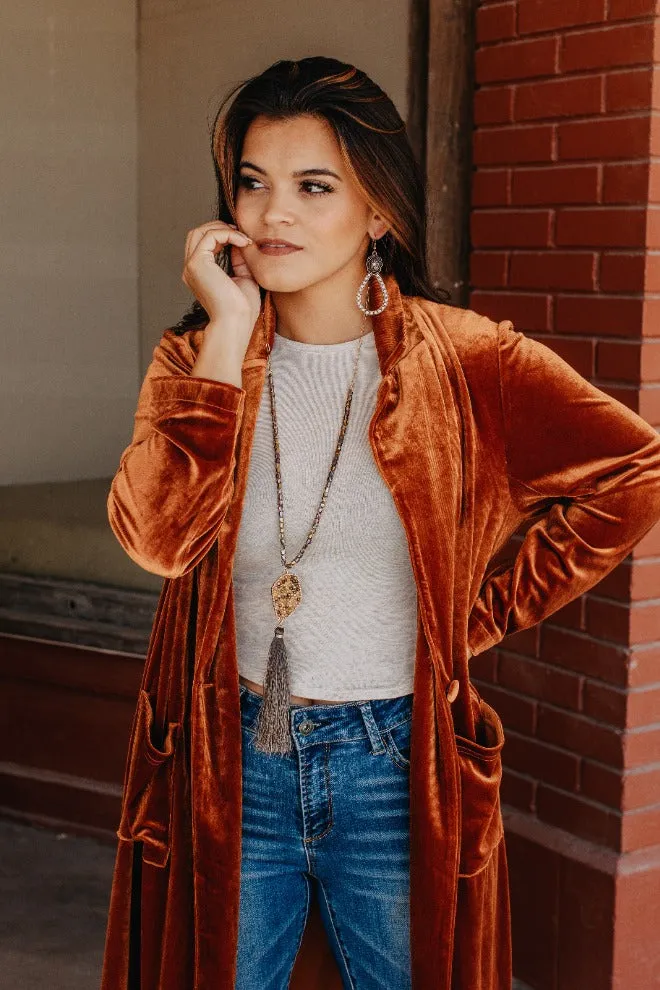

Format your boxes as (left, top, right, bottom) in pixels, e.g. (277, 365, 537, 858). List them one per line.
(253, 626, 293, 754)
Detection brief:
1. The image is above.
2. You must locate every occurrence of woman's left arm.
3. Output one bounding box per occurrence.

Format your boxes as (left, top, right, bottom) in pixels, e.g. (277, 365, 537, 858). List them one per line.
(467, 319, 660, 656)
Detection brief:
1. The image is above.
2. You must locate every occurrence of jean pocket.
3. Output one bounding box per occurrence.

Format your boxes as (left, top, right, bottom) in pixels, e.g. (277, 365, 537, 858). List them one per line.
(455, 698, 505, 878)
(117, 689, 180, 868)
(379, 716, 412, 772)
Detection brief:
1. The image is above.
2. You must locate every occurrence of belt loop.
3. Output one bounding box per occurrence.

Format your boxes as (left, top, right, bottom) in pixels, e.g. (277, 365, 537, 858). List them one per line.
(357, 702, 386, 755)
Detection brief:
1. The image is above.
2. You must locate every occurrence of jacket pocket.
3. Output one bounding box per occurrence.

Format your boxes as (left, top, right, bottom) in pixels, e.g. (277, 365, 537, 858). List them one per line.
(117, 688, 180, 868)
(455, 697, 505, 878)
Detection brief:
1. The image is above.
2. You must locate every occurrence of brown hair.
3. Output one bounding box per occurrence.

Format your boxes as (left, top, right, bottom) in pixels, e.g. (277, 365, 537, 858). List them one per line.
(172, 56, 450, 334)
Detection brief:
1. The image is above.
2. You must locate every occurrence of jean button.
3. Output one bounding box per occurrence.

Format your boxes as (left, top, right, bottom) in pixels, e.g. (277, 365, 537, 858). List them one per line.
(298, 720, 315, 735)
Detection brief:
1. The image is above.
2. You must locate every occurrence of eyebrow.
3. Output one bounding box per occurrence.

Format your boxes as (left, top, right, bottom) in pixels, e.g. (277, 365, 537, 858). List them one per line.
(238, 160, 343, 181)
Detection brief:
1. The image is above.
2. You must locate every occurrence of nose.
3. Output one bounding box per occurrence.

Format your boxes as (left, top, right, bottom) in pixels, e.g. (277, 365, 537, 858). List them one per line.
(260, 187, 296, 226)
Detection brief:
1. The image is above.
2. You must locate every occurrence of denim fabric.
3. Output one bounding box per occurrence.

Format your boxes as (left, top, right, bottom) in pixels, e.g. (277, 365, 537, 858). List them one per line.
(236, 682, 414, 990)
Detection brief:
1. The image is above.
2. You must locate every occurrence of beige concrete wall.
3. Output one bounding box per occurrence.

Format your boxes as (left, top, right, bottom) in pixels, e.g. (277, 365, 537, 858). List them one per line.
(1, 0, 139, 484)
(139, 0, 411, 375)
(1, 0, 408, 489)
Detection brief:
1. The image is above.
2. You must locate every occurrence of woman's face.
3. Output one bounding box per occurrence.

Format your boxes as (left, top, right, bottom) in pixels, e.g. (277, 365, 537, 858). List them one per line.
(234, 114, 386, 293)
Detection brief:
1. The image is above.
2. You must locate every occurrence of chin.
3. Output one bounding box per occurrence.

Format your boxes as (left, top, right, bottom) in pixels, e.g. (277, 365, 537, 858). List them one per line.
(251, 268, 318, 294)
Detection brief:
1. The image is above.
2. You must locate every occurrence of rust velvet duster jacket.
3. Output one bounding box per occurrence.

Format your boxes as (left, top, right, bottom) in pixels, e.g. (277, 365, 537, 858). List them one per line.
(101, 272, 660, 990)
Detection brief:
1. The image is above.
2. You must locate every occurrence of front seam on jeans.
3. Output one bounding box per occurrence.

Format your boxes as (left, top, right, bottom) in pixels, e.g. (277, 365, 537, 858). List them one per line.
(297, 743, 317, 873)
(286, 874, 312, 986)
(303, 742, 334, 844)
(316, 875, 356, 990)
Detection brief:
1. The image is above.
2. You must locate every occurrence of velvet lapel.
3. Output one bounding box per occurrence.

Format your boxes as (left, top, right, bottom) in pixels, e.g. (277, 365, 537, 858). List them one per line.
(364, 298, 476, 988)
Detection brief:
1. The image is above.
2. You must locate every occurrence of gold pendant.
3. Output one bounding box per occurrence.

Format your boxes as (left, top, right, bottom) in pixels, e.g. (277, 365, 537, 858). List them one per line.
(271, 571, 302, 622)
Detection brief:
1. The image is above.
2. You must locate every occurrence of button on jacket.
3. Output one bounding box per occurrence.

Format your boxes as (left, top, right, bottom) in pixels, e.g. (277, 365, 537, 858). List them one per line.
(101, 272, 660, 990)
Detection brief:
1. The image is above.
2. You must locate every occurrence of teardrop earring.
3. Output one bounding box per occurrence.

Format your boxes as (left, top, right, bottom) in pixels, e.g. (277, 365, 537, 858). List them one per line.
(356, 238, 389, 316)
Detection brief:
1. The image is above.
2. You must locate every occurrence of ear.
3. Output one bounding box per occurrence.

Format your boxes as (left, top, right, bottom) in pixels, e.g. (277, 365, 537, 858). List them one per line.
(368, 213, 390, 242)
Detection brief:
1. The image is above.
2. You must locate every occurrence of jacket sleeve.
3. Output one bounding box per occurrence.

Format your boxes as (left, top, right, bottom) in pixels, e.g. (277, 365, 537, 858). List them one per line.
(467, 319, 660, 656)
(107, 329, 246, 578)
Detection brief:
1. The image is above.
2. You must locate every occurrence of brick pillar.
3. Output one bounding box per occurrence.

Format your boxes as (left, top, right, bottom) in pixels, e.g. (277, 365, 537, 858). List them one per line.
(468, 3, 660, 988)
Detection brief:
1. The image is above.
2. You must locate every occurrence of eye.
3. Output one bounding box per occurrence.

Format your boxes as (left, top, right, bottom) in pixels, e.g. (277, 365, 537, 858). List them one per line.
(301, 180, 334, 195)
(237, 175, 333, 196)
(237, 175, 260, 192)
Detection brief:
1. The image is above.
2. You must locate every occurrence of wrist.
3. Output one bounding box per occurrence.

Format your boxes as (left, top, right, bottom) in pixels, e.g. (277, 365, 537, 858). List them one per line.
(191, 326, 249, 388)
(201, 320, 252, 354)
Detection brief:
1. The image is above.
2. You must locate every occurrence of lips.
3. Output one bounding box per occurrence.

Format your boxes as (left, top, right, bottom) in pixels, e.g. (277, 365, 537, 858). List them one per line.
(257, 240, 303, 256)
(256, 238, 302, 249)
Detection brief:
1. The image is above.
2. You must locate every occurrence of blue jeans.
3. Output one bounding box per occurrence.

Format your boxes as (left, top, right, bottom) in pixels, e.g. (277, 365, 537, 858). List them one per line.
(236, 682, 414, 990)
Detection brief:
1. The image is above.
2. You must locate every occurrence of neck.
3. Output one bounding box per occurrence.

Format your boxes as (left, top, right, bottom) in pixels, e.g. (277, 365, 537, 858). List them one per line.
(272, 264, 374, 344)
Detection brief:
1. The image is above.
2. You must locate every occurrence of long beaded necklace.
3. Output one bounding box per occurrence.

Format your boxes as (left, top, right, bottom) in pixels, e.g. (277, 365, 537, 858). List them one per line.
(252, 309, 371, 754)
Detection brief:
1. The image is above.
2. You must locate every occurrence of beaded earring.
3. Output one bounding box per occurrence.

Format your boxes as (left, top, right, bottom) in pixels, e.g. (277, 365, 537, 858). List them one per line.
(356, 238, 389, 316)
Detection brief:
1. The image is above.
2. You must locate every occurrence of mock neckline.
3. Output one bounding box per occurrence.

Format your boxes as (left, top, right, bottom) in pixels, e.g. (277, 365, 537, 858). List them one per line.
(273, 329, 376, 352)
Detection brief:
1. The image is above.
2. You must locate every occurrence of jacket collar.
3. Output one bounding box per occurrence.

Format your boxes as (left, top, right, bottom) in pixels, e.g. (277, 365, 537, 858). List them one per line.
(241, 270, 407, 378)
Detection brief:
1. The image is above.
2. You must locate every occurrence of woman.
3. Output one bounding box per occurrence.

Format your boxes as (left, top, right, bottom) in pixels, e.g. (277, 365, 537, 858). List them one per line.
(101, 57, 660, 990)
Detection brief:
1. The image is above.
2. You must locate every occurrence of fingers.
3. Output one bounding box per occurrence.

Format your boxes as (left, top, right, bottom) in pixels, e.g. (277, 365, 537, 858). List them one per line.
(184, 221, 252, 266)
(185, 224, 234, 262)
(184, 225, 253, 270)
(229, 243, 253, 278)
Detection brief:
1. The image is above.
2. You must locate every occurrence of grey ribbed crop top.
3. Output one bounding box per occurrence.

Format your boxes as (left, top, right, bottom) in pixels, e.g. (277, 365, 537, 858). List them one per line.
(232, 327, 418, 700)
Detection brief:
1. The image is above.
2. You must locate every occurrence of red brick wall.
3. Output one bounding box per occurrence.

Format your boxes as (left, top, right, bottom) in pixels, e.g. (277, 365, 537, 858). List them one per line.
(469, 0, 660, 860)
